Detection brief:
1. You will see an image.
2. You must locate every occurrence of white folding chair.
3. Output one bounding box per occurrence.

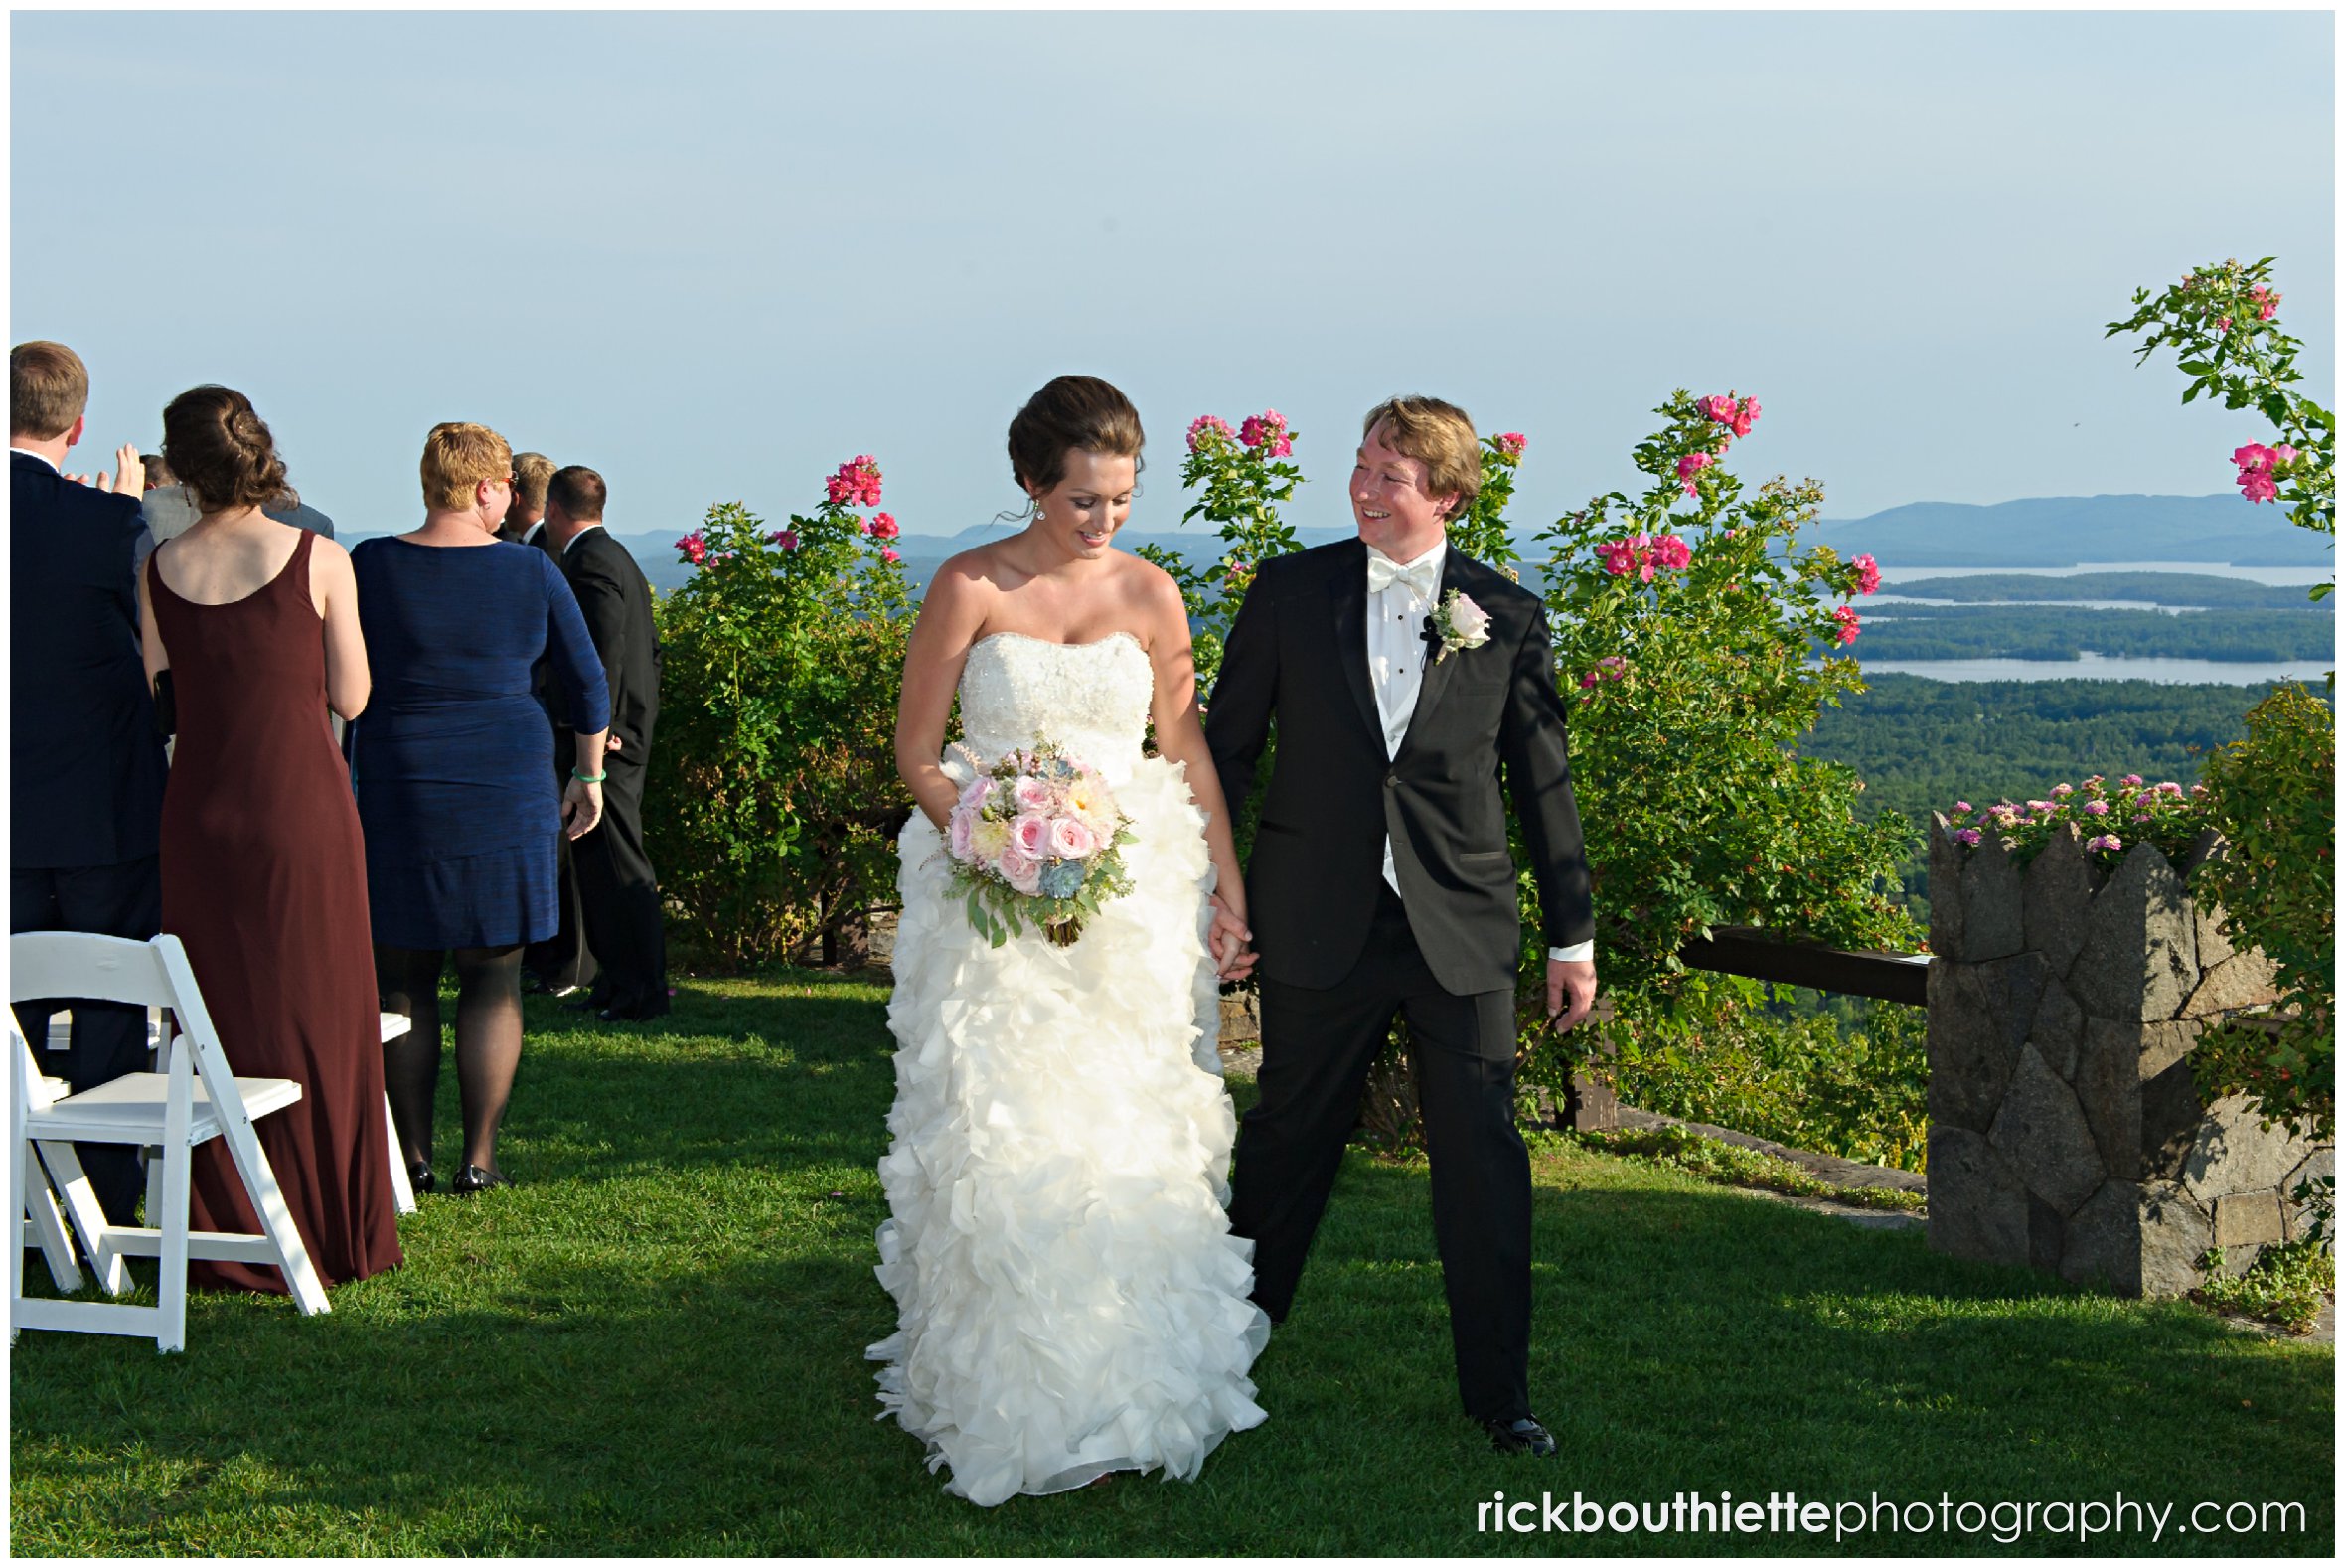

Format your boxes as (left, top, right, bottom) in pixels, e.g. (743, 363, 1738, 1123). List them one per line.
(381, 1013, 415, 1215)
(9, 932, 329, 1352)
(14, 1043, 81, 1293)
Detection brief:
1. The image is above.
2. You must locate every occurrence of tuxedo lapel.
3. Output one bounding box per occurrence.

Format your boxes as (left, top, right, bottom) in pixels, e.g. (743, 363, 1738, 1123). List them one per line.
(1325, 540, 1381, 746)
(1393, 548, 1476, 764)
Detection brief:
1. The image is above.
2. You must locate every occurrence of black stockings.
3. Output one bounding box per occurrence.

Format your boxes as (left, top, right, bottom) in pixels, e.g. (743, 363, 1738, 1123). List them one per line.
(376, 943, 526, 1176)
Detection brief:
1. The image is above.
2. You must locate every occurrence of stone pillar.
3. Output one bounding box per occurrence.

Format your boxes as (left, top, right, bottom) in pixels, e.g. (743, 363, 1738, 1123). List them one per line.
(1925, 818, 2328, 1296)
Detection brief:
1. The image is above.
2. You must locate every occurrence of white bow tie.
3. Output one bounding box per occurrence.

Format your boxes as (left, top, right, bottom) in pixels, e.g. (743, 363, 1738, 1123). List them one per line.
(1365, 549, 1441, 599)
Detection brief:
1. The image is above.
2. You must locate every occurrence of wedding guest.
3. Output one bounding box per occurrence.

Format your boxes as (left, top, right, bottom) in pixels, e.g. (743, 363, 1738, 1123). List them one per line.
(352, 423, 609, 1194)
(141, 452, 174, 488)
(499, 451, 555, 547)
(9, 340, 166, 1226)
(514, 452, 595, 996)
(139, 384, 402, 1290)
(545, 466, 668, 1021)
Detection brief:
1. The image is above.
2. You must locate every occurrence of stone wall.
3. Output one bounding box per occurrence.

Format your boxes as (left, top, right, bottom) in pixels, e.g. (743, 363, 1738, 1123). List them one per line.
(1926, 818, 2329, 1297)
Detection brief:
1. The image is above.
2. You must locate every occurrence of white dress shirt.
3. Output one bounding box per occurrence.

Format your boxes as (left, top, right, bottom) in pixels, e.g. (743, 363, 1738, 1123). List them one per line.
(1364, 538, 1593, 967)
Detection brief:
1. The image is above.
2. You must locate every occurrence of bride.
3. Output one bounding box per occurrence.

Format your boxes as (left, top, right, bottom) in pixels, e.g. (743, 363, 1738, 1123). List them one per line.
(868, 375, 1271, 1505)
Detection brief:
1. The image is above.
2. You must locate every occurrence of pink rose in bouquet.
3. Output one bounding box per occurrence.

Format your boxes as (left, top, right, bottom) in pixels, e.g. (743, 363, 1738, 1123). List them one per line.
(1013, 775, 1056, 814)
(997, 843, 1043, 895)
(1012, 813, 1053, 859)
(1047, 815, 1097, 860)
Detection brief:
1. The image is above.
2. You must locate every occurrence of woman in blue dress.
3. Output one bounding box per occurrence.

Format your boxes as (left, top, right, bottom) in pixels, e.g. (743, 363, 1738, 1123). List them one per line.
(351, 421, 610, 1196)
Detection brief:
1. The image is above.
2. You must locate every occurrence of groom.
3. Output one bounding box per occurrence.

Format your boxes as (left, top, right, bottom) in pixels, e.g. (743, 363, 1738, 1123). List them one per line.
(1205, 395, 1597, 1456)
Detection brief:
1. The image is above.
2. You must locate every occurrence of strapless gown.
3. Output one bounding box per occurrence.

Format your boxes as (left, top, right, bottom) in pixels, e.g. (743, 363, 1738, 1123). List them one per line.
(868, 631, 1270, 1506)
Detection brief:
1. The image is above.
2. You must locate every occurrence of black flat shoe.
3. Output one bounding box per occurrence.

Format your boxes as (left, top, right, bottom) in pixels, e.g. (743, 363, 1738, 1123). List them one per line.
(1483, 1416, 1558, 1457)
(451, 1165, 511, 1196)
(559, 990, 608, 1012)
(406, 1161, 435, 1196)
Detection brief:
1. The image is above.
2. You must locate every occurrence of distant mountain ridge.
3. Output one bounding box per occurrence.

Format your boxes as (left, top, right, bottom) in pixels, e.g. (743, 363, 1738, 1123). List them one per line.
(1809, 493, 2330, 567)
(348, 492, 2328, 594)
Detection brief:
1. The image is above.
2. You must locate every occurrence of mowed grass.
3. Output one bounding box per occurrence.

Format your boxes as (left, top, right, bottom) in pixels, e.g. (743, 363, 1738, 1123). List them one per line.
(9, 970, 2334, 1556)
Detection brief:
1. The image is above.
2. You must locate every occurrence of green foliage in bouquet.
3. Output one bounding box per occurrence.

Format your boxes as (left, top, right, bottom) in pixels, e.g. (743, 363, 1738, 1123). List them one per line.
(648, 458, 914, 967)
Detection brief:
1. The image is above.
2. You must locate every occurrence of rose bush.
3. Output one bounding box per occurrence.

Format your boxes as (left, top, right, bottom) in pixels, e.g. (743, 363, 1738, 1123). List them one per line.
(649, 456, 916, 967)
(1132, 408, 1308, 696)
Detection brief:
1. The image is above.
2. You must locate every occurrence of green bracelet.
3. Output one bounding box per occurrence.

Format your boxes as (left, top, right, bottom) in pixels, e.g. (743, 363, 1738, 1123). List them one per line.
(571, 768, 607, 784)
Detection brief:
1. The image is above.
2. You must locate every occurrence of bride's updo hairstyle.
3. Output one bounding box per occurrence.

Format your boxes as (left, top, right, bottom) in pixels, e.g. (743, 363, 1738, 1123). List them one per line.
(1007, 375, 1145, 503)
(161, 384, 295, 512)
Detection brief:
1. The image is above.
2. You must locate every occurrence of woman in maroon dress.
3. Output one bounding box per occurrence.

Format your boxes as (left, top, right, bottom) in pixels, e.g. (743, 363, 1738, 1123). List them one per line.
(138, 385, 400, 1291)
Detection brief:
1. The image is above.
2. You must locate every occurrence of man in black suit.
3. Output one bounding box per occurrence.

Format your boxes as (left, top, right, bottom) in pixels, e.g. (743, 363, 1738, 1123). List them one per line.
(9, 340, 171, 1224)
(1205, 395, 1598, 1458)
(545, 466, 668, 1021)
(509, 452, 595, 996)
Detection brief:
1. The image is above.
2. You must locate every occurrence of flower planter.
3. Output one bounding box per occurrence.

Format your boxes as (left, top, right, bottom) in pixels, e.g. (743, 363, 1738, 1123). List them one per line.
(1925, 817, 2330, 1296)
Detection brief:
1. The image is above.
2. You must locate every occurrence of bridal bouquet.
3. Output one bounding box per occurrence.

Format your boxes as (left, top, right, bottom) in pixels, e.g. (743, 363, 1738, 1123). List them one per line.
(945, 740, 1136, 948)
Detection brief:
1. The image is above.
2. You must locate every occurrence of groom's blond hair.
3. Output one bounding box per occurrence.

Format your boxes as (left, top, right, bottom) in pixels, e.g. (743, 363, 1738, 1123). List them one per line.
(1362, 396, 1480, 521)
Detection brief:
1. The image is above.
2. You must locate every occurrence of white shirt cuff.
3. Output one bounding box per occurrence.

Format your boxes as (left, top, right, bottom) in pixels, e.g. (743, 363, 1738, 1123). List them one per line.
(1547, 942, 1595, 965)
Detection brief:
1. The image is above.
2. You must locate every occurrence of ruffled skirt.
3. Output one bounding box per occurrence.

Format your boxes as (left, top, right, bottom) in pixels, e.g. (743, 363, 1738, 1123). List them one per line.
(868, 753, 1270, 1506)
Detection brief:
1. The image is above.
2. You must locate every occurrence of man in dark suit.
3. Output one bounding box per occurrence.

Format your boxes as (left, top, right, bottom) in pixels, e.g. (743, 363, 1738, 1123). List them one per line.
(508, 452, 595, 996)
(501, 451, 555, 549)
(9, 340, 171, 1224)
(1205, 395, 1598, 1458)
(544, 466, 668, 1021)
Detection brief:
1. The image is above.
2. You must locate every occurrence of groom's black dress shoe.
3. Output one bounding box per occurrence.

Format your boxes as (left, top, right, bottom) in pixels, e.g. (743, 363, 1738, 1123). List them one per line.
(1483, 1416, 1558, 1457)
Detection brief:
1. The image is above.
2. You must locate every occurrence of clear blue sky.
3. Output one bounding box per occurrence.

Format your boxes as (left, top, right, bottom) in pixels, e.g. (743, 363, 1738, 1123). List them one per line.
(11, 9, 2334, 542)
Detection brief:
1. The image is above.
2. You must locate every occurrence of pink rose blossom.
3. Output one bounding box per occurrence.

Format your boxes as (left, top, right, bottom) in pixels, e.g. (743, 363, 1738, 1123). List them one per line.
(1652, 534, 1693, 570)
(1046, 816, 1097, 860)
(2216, 317, 2233, 332)
(1186, 414, 1235, 452)
(1731, 397, 1760, 438)
(2120, 775, 2143, 787)
(676, 531, 709, 565)
(1447, 592, 1493, 643)
(1012, 776, 1055, 813)
(1495, 432, 1527, 457)
(1011, 813, 1052, 859)
(2052, 783, 2075, 797)
(1956, 828, 1983, 847)
(769, 529, 799, 550)
(2084, 799, 2110, 816)
(1830, 605, 1860, 645)
(868, 512, 900, 541)
(1954, 801, 1973, 813)
(1238, 411, 1294, 458)
(947, 809, 976, 862)
(2234, 443, 2276, 474)
(2272, 444, 2299, 465)
(2157, 781, 2185, 796)
(881, 548, 901, 564)
(1851, 553, 1882, 595)
(1579, 672, 1600, 689)
(996, 844, 1042, 895)
(958, 775, 993, 812)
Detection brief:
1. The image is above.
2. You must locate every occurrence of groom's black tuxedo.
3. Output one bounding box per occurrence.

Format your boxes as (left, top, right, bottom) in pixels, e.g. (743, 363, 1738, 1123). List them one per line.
(1207, 538, 1593, 993)
(1204, 536, 1594, 1428)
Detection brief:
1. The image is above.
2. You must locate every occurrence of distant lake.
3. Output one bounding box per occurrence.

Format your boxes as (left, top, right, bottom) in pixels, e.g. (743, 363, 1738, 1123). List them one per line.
(1877, 562, 2332, 588)
(1856, 653, 2329, 685)
(1868, 596, 2204, 613)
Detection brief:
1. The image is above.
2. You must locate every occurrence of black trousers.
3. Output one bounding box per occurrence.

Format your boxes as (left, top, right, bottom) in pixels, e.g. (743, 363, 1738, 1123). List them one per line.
(523, 755, 597, 994)
(1229, 880, 1533, 1423)
(573, 754, 667, 1016)
(11, 857, 163, 1224)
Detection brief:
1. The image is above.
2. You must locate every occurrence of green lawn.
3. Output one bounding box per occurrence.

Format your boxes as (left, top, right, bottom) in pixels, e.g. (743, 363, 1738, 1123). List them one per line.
(10, 971, 2333, 1555)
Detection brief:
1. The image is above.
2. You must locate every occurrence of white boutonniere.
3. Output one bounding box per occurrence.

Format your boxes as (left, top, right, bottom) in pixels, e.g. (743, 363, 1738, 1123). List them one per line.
(1427, 588, 1492, 664)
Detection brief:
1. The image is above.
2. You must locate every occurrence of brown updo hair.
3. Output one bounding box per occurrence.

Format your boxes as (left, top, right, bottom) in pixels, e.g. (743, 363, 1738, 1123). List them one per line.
(161, 385, 294, 512)
(1007, 375, 1145, 501)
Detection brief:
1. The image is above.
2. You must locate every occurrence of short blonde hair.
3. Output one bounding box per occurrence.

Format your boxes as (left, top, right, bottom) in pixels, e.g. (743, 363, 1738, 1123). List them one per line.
(420, 421, 512, 511)
(513, 451, 556, 515)
(1362, 395, 1480, 520)
(11, 340, 88, 440)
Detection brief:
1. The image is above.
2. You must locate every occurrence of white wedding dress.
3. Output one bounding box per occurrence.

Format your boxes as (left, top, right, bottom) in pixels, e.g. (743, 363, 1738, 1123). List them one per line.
(869, 631, 1271, 1506)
